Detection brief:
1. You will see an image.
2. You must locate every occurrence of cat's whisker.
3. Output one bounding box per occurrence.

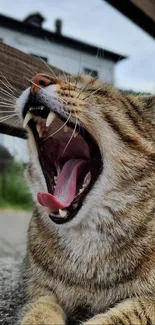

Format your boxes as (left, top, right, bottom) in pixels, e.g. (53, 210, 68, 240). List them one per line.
(0, 112, 17, 119)
(74, 111, 81, 134)
(82, 47, 100, 81)
(0, 113, 18, 123)
(0, 87, 16, 99)
(0, 72, 18, 93)
(24, 77, 42, 90)
(74, 53, 82, 90)
(0, 100, 15, 105)
(0, 78, 15, 95)
(57, 96, 67, 105)
(25, 78, 67, 107)
(0, 84, 16, 96)
(0, 105, 16, 109)
(119, 160, 137, 185)
(42, 112, 72, 142)
(0, 110, 16, 112)
(0, 92, 16, 99)
(83, 86, 103, 101)
(60, 48, 72, 90)
(0, 98, 16, 104)
(0, 107, 16, 110)
(37, 55, 58, 81)
(0, 102, 15, 106)
(61, 116, 77, 157)
(74, 74, 80, 91)
(22, 61, 38, 75)
(5, 115, 21, 135)
(76, 81, 92, 100)
(0, 102, 15, 108)
(44, 37, 70, 85)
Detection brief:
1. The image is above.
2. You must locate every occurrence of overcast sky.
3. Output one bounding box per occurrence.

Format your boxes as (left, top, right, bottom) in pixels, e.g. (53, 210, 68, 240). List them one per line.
(0, 0, 155, 93)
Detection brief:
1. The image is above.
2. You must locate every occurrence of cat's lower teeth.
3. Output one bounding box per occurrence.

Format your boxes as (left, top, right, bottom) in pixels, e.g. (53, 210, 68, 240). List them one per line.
(59, 209, 67, 217)
(36, 124, 43, 138)
(78, 172, 91, 195)
(54, 176, 57, 183)
(79, 188, 85, 194)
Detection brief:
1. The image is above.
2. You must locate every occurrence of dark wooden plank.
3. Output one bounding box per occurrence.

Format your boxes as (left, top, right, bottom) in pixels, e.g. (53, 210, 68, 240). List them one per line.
(0, 123, 27, 139)
(0, 42, 65, 137)
(104, 0, 155, 38)
(130, 0, 155, 22)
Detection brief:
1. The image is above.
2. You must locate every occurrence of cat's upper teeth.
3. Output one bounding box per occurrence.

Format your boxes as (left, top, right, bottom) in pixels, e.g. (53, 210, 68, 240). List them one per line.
(23, 109, 79, 138)
(46, 112, 56, 127)
(23, 112, 33, 128)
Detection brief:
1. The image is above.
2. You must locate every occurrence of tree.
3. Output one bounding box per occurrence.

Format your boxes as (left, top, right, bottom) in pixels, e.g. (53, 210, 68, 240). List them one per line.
(0, 145, 13, 199)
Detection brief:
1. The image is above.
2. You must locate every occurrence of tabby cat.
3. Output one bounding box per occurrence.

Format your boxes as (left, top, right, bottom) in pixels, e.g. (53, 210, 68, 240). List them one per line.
(15, 73, 155, 324)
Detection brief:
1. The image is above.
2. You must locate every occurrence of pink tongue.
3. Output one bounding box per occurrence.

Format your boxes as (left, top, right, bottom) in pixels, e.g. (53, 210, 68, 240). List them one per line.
(38, 159, 88, 212)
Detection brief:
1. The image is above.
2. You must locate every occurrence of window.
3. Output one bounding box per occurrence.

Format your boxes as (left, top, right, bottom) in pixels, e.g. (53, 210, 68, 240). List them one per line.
(30, 54, 48, 62)
(84, 68, 98, 78)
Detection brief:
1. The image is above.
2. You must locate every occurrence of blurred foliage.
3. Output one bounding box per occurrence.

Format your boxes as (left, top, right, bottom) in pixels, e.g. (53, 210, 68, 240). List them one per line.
(0, 146, 33, 210)
(121, 89, 151, 95)
(0, 144, 13, 160)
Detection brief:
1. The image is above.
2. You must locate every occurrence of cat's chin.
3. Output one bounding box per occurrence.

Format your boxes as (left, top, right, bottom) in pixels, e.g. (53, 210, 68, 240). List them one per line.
(23, 103, 102, 224)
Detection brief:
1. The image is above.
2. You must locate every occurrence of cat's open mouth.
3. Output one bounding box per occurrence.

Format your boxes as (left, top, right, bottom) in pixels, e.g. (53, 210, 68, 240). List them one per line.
(23, 106, 102, 224)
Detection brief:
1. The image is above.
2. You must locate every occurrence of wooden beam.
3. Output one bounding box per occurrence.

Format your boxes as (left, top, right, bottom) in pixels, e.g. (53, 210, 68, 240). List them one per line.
(104, 0, 155, 38)
(0, 42, 64, 138)
(130, 0, 155, 23)
(0, 123, 27, 139)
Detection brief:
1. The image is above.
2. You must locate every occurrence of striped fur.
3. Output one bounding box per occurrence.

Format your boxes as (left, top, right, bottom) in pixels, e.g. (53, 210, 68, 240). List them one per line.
(19, 75, 155, 324)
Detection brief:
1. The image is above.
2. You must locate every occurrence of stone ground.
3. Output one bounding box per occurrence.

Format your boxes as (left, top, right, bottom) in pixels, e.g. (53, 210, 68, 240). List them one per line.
(0, 209, 31, 260)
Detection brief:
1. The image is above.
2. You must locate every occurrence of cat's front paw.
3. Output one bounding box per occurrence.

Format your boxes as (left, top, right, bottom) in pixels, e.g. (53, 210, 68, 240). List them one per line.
(21, 296, 65, 325)
(82, 314, 109, 325)
(82, 314, 117, 325)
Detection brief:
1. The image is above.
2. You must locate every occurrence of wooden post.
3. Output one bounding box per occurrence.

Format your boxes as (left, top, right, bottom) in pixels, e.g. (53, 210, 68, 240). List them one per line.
(0, 42, 65, 138)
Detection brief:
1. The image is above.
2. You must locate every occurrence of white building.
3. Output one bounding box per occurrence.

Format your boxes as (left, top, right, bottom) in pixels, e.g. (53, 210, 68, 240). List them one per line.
(0, 13, 126, 161)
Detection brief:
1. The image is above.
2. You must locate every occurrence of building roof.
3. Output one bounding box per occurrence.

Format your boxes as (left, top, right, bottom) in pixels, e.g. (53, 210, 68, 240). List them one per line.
(0, 13, 126, 62)
(104, 0, 155, 39)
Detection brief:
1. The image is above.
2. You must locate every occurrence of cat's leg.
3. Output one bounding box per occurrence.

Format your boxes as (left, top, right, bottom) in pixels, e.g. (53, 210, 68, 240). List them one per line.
(20, 283, 65, 325)
(82, 298, 155, 325)
(21, 296, 65, 325)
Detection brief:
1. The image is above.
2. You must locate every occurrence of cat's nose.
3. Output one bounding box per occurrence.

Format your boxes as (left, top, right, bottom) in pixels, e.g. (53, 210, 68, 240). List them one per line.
(30, 74, 51, 93)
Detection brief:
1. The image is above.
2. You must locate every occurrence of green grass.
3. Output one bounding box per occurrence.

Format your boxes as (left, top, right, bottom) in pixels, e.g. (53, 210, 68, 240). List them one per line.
(0, 162, 33, 211)
(0, 198, 33, 211)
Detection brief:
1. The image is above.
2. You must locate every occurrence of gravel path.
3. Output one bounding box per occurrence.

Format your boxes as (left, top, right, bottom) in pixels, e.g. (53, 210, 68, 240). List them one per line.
(0, 209, 31, 260)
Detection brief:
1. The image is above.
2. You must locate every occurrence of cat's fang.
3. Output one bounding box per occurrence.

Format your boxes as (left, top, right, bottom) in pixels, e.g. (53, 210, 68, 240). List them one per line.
(23, 112, 33, 128)
(46, 112, 56, 127)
